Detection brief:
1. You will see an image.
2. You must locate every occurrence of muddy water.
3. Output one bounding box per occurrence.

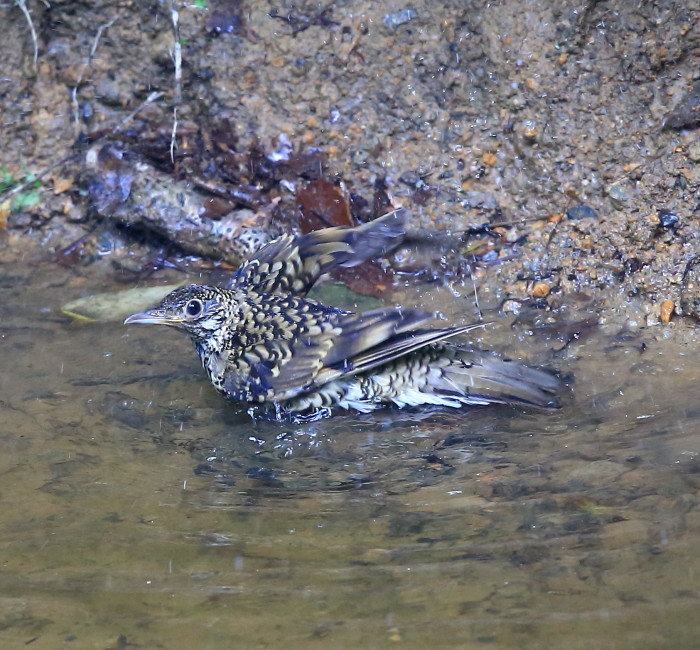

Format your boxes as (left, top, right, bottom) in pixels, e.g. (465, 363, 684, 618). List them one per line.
(1, 263, 699, 650)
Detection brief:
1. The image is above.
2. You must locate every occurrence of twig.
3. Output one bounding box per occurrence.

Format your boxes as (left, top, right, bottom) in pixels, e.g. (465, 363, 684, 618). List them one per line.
(170, 107, 178, 164)
(16, 0, 38, 70)
(113, 91, 165, 132)
(169, 0, 182, 163)
(469, 264, 483, 321)
(71, 18, 117, 129)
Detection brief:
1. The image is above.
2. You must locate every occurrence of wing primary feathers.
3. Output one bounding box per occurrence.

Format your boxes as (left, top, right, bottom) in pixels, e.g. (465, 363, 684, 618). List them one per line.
(228, 210, 407, 295)
(323, 323, 488, 381)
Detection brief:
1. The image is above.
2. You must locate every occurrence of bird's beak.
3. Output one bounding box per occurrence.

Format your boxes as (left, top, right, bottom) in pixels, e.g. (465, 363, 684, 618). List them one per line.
(124, 309, 183, 326)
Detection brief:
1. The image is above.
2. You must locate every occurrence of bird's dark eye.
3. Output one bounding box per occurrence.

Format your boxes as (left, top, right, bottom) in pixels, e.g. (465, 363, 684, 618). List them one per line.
(185, 299, 203, 318)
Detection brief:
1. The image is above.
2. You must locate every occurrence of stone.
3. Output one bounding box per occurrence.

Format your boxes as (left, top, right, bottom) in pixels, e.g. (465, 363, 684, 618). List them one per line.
(566, 204, 598, 220)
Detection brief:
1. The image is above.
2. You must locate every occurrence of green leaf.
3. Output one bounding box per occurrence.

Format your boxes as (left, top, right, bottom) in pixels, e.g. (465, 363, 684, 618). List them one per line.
(12, 189, 40, 212)
(0, 169, 13, 192)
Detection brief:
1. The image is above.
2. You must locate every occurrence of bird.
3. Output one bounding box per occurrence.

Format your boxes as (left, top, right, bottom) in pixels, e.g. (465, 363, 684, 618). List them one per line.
(124, 210, 561, 421)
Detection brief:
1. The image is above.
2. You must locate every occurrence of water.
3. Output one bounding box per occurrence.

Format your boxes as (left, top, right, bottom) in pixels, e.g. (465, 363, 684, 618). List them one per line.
(1, 262, 699, 649)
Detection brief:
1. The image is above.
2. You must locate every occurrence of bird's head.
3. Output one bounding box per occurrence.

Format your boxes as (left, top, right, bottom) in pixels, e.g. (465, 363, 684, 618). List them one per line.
(124, 284, 233, 344)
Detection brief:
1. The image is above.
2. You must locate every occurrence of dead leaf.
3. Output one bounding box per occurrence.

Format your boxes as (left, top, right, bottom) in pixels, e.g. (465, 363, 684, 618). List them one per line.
(0, 199, 10, 228)
(53, 177, 74, 194)
(297, 179, 352, 233)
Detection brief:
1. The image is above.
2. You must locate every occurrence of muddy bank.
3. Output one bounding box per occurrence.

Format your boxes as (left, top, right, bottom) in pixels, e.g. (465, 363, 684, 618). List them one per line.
(0, 0, 698, 334)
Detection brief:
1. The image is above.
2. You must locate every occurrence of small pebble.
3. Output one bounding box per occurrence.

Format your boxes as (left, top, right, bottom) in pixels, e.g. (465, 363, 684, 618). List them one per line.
(566, 204, 598, 220)
(383, 8, 417, 27)
(657, 209, 679, 230)
(606, 182, 630, 210)
(660, 299, 675, 324)
(502, 299, 522, 315)
(505, 228, 521, 243)
(663, 81, 700, 129)
(532, 282, 551, 298)
(687, 140, 700, 163)
(522, 119, 538, 141)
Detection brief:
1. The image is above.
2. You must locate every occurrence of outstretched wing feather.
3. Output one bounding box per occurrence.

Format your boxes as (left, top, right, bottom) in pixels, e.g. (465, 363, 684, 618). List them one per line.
(228, 211, 406, 295)
(315, 323, 487, 385)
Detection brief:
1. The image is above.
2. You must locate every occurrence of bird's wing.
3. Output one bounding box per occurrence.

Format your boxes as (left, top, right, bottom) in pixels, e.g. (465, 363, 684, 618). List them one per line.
(314, 323, 487, 386)
(222, 304, 440, 403)
(227, 210, 406, 295)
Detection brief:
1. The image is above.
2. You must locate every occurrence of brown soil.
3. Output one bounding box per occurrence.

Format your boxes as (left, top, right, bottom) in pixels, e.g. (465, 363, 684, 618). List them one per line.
(1, 0, 699, 333)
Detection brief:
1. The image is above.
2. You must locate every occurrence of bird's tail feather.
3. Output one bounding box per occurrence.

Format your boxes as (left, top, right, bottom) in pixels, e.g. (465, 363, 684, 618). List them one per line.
(436, 349, 561, 408)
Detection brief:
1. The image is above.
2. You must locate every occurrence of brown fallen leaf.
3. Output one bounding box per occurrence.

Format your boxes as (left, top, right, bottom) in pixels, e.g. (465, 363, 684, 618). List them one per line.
(53, 177, 74, 194)
(0, 200, 9, 228)
(297, 179, 352, 233)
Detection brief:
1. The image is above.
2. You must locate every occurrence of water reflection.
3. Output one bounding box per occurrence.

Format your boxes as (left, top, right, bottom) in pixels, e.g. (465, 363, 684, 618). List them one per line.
(0, 264, 698, 649)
